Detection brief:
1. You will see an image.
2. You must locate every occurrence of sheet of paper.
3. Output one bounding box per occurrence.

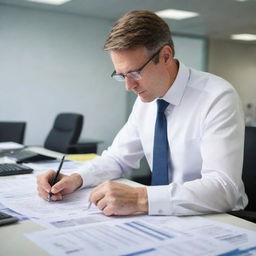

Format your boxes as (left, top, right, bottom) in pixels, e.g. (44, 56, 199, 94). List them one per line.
(149, 215, 256, 243)
(141, 215, 256, 253)
(0, 202, 29, 221)
(25, 211, 256, 256)
(0, 141, 24, 151)
(0, 176, 98, 220)
(35, 213, 112, 229)
(24, 160, 85, 174)
(25, 217, 235, 256)
(0, 175, 124, 229)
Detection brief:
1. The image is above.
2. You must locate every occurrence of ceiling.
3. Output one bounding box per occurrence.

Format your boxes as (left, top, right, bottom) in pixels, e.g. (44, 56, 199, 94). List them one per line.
(0, 0, 256, 41)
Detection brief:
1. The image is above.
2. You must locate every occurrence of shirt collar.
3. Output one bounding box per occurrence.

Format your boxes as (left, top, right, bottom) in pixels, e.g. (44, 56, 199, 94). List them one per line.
(162, 61, 190, 106)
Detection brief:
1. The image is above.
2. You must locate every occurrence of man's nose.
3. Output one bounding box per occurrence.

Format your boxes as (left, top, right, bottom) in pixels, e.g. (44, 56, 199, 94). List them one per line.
(125, 77, 138, 91)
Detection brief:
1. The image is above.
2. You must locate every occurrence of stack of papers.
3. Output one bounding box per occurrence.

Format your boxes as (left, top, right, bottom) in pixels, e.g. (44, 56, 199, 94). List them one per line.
(0, 175, 256, 256)
(0, 142, 24, 151)
(24, 160, 85, 174)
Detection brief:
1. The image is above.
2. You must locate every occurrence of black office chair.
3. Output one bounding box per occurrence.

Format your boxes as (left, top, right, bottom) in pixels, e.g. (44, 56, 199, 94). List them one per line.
(229, 126, 256, 222)
(44, 113, 83, 153)
(0, 122, 26, 144)
(67, 140, 101, 154)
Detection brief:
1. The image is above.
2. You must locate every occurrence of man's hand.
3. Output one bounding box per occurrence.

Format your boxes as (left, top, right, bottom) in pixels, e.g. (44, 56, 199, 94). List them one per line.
(36, 170, 83, 201)
(89, 181, 148, 216)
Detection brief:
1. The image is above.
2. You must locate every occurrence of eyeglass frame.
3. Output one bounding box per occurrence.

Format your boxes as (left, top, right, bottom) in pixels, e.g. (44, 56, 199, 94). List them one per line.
(111, 46, 163, 82)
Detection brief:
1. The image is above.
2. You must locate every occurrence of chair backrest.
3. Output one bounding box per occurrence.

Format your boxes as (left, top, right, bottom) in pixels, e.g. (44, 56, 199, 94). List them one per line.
(242, 126, 256, 211)
(44, 113, 83, 153)
(0, 122, 26, 144)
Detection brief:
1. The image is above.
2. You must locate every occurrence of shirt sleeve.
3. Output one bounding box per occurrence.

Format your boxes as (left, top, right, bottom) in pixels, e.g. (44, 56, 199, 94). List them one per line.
(74, 99, 145, 188)
(147, 88, 247, 215)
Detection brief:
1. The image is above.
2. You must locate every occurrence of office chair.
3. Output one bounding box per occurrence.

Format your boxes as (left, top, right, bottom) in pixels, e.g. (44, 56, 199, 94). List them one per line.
(229, 126, 256, 222)
(0, 122, 26, 144)
(44, 113, 83, 153)
(67, 139, 101, 154)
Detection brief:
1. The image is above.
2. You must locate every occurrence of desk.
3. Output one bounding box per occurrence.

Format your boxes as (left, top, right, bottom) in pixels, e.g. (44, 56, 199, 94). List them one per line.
(1, 149, 256, 255)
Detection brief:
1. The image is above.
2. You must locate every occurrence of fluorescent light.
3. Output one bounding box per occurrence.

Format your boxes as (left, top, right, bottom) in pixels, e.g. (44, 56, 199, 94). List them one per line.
(156, 9, 199, 20)
(26, 0, 71, 5)
(231, 34, 256, 41)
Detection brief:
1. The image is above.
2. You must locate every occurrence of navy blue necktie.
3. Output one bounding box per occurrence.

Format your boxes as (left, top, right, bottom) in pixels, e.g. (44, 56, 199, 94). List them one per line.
(151, 99, 169, 185)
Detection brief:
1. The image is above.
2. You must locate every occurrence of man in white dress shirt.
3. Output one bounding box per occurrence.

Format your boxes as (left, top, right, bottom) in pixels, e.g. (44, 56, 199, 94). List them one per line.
(37, 10, 247, 216)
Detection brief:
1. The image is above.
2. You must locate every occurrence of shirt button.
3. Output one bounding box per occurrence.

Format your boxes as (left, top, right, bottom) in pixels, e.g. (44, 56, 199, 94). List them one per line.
(158, 209, 163, 214)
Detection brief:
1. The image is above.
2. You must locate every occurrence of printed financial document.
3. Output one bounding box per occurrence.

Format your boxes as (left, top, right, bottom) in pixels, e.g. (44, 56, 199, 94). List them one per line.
(0, 176, 101, 223)
(25, 215, 256, 256)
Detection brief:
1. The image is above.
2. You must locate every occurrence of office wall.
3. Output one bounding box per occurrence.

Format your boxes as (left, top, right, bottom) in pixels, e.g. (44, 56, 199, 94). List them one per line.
(173, 35, 206, 71)
(208, 39, 256, 119)
(0, 5, 126, 152)
(0, 4, 208, 155)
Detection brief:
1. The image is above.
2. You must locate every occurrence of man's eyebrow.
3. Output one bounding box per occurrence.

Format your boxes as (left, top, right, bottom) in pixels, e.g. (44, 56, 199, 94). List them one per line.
(115, 69, 131, 75)
(116, 65, 140, 75)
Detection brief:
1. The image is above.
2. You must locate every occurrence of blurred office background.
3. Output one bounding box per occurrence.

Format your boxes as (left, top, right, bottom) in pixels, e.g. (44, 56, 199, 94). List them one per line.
(0, 0, 256, 153)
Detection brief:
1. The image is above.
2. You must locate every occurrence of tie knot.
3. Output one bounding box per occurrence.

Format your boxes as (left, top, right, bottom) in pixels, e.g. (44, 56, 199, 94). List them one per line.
(157, 99, 169, 113)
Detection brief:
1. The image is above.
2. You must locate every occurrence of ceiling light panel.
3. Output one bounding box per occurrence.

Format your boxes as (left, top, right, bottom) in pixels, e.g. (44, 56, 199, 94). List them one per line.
(231, 34, 256, 41)
(156, 9, 199, 20)
(26, 0, 71, 5)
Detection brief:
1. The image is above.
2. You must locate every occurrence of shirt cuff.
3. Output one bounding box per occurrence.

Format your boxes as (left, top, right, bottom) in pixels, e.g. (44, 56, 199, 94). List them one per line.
(146, 185, 172, 215)
(73, 162, 96, 189)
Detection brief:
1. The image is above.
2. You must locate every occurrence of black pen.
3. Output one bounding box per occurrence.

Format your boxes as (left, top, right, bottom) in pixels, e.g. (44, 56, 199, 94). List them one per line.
(48, 155, 65, 201)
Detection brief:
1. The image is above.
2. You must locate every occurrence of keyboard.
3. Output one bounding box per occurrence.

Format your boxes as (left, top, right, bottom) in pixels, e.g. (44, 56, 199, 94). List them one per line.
(0, 163, 33, 176)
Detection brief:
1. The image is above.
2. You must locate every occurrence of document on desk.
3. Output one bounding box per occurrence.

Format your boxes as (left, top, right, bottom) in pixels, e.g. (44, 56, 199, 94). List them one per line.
(24, 159, 85, 174)
(143, 216, 256, 253)
(0, 141, 24, 151)
(26, 216, 240, 256)
(0, 202, 28, 221)
(25, 215, 256, 256)
(0, 176, 104, 225)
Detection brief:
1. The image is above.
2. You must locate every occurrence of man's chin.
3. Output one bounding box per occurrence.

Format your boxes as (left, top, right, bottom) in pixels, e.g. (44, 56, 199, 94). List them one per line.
(139, 95, 154, 103)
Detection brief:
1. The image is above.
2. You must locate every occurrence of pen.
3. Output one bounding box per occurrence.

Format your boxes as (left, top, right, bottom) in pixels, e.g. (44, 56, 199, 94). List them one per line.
(87, 201, 92, 210)
(48, 155, 65, 201)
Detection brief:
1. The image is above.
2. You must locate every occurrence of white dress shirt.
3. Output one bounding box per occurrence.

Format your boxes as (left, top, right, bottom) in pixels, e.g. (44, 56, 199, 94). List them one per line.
(76, 61, 248, 215)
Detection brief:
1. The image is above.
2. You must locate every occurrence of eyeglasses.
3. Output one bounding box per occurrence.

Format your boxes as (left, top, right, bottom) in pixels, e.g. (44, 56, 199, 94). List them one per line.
(111, 47, 163, 82)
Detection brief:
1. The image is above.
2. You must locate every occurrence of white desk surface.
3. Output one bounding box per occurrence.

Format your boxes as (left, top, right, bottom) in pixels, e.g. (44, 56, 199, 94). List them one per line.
(0, 148, 256, 255)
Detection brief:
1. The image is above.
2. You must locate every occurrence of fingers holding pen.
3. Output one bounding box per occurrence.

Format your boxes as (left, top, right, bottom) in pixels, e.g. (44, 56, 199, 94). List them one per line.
(36, 170, 64, 201)
(48, 174, 82, 201)
(37, 188, 62, 201)
(51, 173, 83, 195)
(36, 170, 55, 194)
(37, 170, 83, 201)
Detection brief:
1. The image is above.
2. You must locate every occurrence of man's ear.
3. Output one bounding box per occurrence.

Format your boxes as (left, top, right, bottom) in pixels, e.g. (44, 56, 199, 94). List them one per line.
(163, 53, 169, 63)
(162, 46, 172, 63)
